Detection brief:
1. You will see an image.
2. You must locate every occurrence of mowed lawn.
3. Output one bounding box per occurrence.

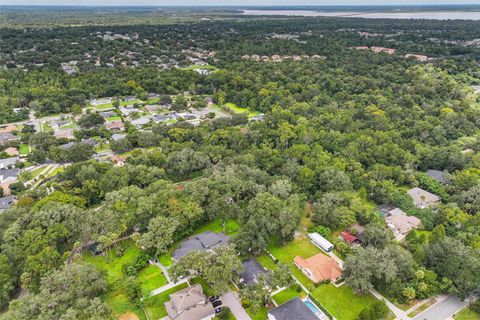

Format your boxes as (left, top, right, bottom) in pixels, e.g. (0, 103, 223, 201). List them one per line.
(143, 283, 189, 319)
(272, 285, 306, 305)
(137, 265, 168, 295)
(223, 102, 260, 117)
(455, 307, 480, 320)
(267, 235, 378, 320)
(82, 240, 147, 320)
(19, 144, 30, 155)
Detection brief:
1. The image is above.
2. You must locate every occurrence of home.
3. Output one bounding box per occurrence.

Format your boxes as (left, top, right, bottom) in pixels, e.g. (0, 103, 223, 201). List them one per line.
(250, 114, 265, 121)
(268, 297, 318, 320)
(111, 133, 127, 141)
(106, 121, 125, 131)
(54, 129, 75, 139)
(308, 232, 334, 252)
(194, 69, 211, 76)
(371, 46, 396, 54)
(152, 115, 171, 123)
(407, 187, 441, 209)
(50, 119, 71, 130)
(4, 147, 19, 157)
(164, 284, 215, 320)
(111, 155, 126, 167)
(178, 113, 196, 120)
(426, 169, 449, 184)
(0, 157, 19, 169)
(172, 231, 229, 261)
(144, 105, 158, 114)
(405, 54, 429, 62)
(339, 231, 361, 246)
(131, 117, 151, 128)
(239, 258, 269, 286)
(0, 125, 17, 133)
(0, 168, 19, 184)
(90, 98, 112, 106)
(147, 92, 160, 99)
(294, 253, 342, 283)
(119, 106, 137, 116)
(58, 142, 77, 150)
(0, 195, 15, 211)
(99, 111, 117, 118)
(0, 133, 20, 145)
(385, 208, 422, 240)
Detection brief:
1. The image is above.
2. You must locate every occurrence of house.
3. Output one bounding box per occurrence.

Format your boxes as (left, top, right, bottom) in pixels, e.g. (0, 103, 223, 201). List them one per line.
(147, 93, 160, 99)
(340, 231, 361, 246)
(294, 253, 342, 283)
(0, 133, 20, 145)
(164, 284, 215, 320)
(152, 115, 171, 123)
(58, 142, 76, 150)
(308, 232, 334, 252)
(178, 113, 196, 120)
(54, 129, 75, 139)
(82, 139, 97, 146)
(99, 111, 117, 118)
(0, 195, 14, 210)
(144, 105, 158, 113)
(405, 54, 429, 62)
(0, 125, 17, 133)
(119, 106, 137, 116)
(106, 121, 125, 131)
(250, 114, 265, 121)
(172, 231, 229, 261)
(131, 117, 151, 128)
(0, 157, 18, 169)
(268, 297, 318, 320)
(407, 187, 441, 209)
(194, 69, 211, 76)
(4, 147, 19, 156)
(426, 169, 448, 184)
(90, 98, 112, 106)
(371, 46, 396, 54)
(111, 155, 126, 167)
(50, 119, 71, 130)
(0, 168, 19, 184)
(111, 133, 127, 141)
(385, 208, 422, 240)
(239, 258, 269, 286)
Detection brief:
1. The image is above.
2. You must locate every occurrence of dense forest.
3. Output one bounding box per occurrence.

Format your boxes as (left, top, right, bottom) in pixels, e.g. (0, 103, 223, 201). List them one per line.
(0, 7, 479, 320)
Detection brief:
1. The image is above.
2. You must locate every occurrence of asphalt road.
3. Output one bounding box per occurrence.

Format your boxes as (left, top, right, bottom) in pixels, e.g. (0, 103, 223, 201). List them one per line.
(413, 295, 468, 320)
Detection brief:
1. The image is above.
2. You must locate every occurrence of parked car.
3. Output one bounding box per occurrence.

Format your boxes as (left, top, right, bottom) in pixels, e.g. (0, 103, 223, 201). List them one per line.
(212, 300, 222, 308)
(209, 295, 219, 302)
(215, 307, 223, 313)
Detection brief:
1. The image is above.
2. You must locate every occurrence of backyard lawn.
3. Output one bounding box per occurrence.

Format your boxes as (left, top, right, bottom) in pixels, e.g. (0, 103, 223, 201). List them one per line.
(222, 102, 260, 117)
(455, 307, 480, 320)
(143, 283, 189, 319)
(310, 284, 378, 320)
(137, 265, 168, 295)
(19, 144, 30, 155)
(82, 240, 147, 319)
(272, 284, 306, 305)
(107, 115, 122, 121)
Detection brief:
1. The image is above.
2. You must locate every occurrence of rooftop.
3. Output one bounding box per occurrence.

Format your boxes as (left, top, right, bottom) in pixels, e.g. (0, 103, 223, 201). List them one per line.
(269, 297, 318, 320)
(239, 258, 268, 286)
(294, 253, 342, 283)
(172, 231, 229, 261)
(407, 187, 441, 209)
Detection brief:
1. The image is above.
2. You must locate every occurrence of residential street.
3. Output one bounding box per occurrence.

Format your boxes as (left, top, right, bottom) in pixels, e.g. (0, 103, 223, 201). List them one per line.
(413, 295, 468, 320)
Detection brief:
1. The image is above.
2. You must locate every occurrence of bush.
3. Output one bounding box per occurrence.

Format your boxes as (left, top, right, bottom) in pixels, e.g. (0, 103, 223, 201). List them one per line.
(122, 252, 150, 277)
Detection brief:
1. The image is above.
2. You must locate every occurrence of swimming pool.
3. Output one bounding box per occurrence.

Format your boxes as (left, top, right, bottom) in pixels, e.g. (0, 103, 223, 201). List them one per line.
(303, 298, 328, 319)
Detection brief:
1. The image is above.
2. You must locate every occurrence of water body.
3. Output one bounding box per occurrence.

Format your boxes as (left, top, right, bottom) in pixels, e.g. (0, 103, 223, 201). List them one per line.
(241, 10, 480, 21)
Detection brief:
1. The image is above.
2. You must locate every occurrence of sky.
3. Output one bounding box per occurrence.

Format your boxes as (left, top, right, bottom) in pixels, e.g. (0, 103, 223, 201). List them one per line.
(3, 0, 480, 6)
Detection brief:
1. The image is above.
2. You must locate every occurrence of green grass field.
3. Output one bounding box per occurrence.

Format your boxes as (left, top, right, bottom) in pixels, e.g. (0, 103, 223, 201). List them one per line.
(19, 144, 30, 155)
(311, 284, 378, 320)
(137, 265, 168, 295)
(455, 308, 480, 320)
(82, 240, 147, 319)
(181, 64, 219, 72)
(272, 285, 306, 305)
(29, 166, 46, 178)
(222, 102, 260, 117)
(107, 115, 122, 121)
(143, 283, 189, 319)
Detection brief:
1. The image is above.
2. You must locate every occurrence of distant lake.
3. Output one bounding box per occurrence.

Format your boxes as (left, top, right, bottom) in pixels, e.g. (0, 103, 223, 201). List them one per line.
(241, 10, 480, 21)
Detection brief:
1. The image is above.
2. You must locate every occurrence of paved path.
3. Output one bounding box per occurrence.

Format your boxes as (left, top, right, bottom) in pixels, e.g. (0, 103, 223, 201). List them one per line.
(153, 261, 172, 283)
(413, 295, 468, 320)
(221, 291, 252, 320)
(370, 289, 409, 320)
(149, 277, 190, 297)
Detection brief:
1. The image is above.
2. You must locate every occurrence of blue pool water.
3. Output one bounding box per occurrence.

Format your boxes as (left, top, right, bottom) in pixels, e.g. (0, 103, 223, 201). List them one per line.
(304, 299, 321, 315)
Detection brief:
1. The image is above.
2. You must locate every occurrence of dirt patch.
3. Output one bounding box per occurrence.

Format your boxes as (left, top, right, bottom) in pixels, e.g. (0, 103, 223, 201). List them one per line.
(118, 312, 140, 320)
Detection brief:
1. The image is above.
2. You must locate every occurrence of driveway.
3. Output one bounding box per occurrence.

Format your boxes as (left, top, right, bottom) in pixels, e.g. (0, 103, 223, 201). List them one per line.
(220, 291, 252, 320)
(413, 295, 468, 320)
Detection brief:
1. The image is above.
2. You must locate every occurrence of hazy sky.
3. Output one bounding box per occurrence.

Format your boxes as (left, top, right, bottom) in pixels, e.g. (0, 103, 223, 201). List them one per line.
(3, 0, 480, 6)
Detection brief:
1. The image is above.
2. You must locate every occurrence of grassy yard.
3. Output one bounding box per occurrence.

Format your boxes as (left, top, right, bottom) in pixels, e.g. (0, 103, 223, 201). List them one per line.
(82, 240, 147, 319)
(137, 265, 168, 295)
(29, 166, 46, 178)
(245, 305, 268, 320)
(189, 277, 215, 297)
(158, 219, 240, 266)
(47, 166, 64, 178)
(455, 307, 480, 320)
(222, 102, 260, 118)
(310, 284, 378, 320)
(272, 285, 306, 305)
(107, 115, 122, 121)
(143, 283, 189, 319)
(19, 144, 30, 155)
(214, 308, 236, 320)
(181, 64, 219, 72)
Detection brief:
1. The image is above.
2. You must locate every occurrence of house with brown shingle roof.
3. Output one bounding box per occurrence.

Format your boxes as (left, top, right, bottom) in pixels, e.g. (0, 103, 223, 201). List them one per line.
(164, 284, 215, 320)
(294, 253, 342, 283)
(407, 187, 440, 209)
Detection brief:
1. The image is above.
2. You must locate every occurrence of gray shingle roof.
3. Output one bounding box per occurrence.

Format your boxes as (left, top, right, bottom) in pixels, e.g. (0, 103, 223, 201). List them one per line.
(269, 298, 318, 320)
(172, 231, 229, 261)
(426, 169, 448, 184)
(239, 258, 268, 286)
(0, 195, 14, 210)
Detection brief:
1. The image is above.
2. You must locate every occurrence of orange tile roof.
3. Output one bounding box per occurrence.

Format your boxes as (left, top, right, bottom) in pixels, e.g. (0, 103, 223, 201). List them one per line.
(294, 253, 342, 283)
